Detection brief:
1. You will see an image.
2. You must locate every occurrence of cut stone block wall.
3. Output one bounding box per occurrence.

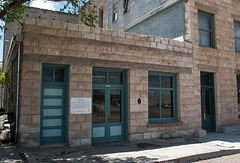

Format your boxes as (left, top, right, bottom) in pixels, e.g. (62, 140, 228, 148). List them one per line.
(20, 17, 194, 146)
(185, 0, 240, 127)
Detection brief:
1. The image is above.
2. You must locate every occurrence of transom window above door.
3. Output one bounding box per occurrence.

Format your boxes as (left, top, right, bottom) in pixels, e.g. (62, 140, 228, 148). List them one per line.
(43, 67, 65, 83)
(92, 70, 124, 85)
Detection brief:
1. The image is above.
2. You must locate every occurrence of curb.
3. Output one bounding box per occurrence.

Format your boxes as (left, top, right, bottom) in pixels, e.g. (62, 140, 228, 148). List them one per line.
(160, 149, 240, 163)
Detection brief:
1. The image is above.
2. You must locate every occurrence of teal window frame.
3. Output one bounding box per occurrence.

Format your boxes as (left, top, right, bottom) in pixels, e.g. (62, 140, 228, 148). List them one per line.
(234, 21, 240, 52)
(198, 10, 215, 48)
(148, 72, 178, 123)
(237, 75, 240, 119)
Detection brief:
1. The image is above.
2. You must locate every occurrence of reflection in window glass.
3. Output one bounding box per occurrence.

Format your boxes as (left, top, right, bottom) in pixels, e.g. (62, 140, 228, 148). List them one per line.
(148, 73, 176, 122)
(55, 69, 65, 82)
(93, 71, 107, 84)
(161, 76, 173, 88)
(109, 72, 123, 85)
(92, 90, 105, 123)
(43, 68, 53, 82)
(109, 90, 121, 122)
(148, 90, 160, 119)
(161, 90, 173, 118)
(149, 75, 159, 88)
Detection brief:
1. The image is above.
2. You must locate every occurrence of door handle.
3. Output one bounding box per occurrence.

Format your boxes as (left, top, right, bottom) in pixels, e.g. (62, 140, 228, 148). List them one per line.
(204, 113, 206, 120)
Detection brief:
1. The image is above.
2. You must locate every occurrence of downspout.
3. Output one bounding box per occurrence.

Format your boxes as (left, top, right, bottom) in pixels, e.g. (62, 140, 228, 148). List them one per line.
(15, 42, 21, 143)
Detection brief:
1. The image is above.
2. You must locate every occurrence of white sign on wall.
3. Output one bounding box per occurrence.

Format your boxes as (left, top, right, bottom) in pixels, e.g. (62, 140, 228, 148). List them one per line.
(71, 98, 92, 114)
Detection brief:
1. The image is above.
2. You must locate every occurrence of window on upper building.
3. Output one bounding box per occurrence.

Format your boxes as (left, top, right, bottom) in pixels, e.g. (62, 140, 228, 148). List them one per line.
(234, 21, 240, 52)
(113, 2, 118, 22)
(237, 75, 240, 119)
(123, 0, 130, 14)
(198, 11, 215, 48)
(99, 8, 104, 28)
(148, 72, 178, 123)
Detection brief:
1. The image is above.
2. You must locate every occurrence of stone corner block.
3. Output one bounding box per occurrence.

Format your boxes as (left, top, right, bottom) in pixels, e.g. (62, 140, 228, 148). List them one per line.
(36, 19, 51, 28)
(194, 128, 206, 138)
(160, 133, 171, 139)
(67, 23, 79, 31)
(24, 18, 36, 26)
(52, 20, 67, 30)
(81, 138, 91, 146)
(129, 133, 143, 141)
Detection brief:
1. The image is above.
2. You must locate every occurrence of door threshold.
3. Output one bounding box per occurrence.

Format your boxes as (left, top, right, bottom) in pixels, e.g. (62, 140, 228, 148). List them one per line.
(93, 140, 128, 147)
(40, 143, 68, 148)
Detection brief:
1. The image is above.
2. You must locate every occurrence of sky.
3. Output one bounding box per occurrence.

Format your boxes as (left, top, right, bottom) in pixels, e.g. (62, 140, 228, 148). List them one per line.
(0, 0, 70, 62)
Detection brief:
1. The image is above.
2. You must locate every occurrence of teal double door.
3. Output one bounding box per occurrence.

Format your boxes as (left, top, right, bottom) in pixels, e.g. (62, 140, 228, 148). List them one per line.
(40, 65, 68, 144)
(92, 69, 127, 143)
(201, 72, 215, 132)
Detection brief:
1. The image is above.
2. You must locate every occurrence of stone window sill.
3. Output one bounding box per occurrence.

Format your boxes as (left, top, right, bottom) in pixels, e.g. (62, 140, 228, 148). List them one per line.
(147, 121, 183, 128)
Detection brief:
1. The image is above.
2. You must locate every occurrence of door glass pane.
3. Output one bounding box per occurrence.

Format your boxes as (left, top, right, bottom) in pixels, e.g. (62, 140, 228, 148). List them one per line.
(110, 126, 122, 136)
(43, 109, 62, 116)
(43, 119, 62, 127)
(149, 75, 159, 88)
(44, 89, 63, 96)
(92, 89, 105, 123)
(201, 73, 210, 86)
(42, 129, 61, 137)
(148, 90, 160, 119)
(205, 90, 210, 115)
(44, 99, 62, 106)
(43, 68, 53, 82)
(161, 76, 173, 88)
(161, 90, 173, 118)
(93, 71, 107, 84)
(109, 90, 121, 122)
(55, 69, 65, 82)
(109, 72, 123, 85)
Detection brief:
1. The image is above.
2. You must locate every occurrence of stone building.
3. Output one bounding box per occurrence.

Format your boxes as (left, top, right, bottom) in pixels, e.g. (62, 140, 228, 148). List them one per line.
(2, 0, 240, 147)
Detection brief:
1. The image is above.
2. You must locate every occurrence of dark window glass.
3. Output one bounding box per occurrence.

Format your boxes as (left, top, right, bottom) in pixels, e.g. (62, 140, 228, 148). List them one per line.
(109, 72, 123, 85)
(93, 71, 107, 84)
(109, 90, 121, 122)
(161, 90, 173, 118)
(201, 73, 210, 86)
(113, 3, 118, 22)
(43, 68, 53, 82)
(92, 89, 105, 123)
(99, 8, 104, 28)
(161, 76, 173, 88)
(123, 0, 129, 14)
(234, 22, 240, 38)
(55, 69, 65, 82)
(234, 22, 240, 52)
(205, 90, 210, 115)
(148, 90, 160, 119)
(149, 75, 159, 87)
(198, 11, 214, 47)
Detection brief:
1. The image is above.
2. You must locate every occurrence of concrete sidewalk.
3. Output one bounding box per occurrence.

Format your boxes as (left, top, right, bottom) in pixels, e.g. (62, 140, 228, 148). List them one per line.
(1, 132, 240, 162)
